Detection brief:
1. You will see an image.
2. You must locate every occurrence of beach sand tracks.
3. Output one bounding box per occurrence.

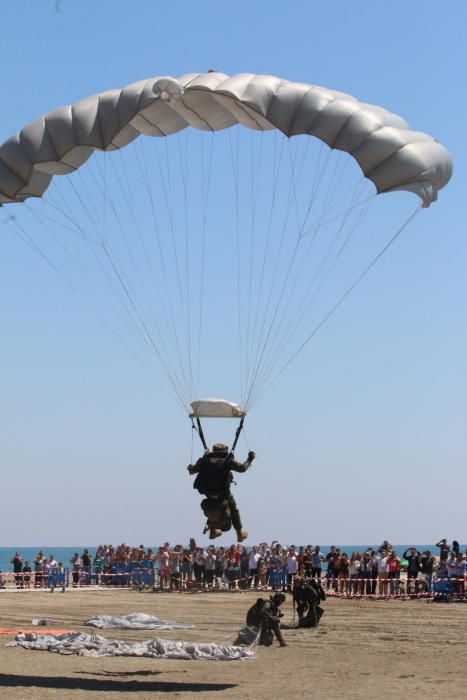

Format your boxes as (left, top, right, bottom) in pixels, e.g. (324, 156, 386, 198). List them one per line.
(0, 589, 465, 699)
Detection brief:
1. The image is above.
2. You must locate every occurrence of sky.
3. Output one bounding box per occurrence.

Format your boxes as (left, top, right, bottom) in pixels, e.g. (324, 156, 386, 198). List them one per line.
(0, 0, 465, 546)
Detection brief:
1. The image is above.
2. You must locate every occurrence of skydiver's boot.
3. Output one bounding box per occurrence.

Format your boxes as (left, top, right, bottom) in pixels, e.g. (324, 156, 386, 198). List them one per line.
(209, 528, 223, 540)
(236, 530, 248, 543)
(279, 640, 288, 647)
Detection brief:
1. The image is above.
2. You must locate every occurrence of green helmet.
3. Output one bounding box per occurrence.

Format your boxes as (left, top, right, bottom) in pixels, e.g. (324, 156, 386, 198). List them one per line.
(212, 443, 228, 453)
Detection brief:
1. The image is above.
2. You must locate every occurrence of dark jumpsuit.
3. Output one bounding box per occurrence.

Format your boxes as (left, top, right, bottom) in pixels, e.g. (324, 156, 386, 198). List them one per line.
(246, 598, 285, 645)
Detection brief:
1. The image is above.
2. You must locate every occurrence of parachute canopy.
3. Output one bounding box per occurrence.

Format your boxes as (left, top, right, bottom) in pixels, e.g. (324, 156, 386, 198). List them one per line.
(190, 399, 246, 419)
(0, 71, 452, 208)
(0, 72, 453, 415)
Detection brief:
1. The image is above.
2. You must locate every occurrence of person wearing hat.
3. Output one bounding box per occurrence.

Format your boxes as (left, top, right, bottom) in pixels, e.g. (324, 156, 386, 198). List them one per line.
(187, 443, 255, 542)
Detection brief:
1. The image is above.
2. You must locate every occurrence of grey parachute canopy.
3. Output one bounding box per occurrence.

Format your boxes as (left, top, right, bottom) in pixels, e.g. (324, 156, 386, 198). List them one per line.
(0, 72, 453, 415)
(0, 71, 452, 208)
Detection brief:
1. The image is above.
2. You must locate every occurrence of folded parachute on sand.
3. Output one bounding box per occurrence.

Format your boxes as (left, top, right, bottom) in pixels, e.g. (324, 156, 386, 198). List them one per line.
(8, 632, 254, 660)
(85, 612, 194, 630)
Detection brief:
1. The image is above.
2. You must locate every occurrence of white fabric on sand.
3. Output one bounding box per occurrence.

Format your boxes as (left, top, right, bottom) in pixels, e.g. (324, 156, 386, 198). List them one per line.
(8, 631, 254, 660)
(85, 612, 194, 630)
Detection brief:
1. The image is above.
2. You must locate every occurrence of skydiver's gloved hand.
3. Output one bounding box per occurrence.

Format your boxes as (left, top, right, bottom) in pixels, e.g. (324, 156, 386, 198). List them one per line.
(248, 451, 256, 461)
(187, 464, 196, 475)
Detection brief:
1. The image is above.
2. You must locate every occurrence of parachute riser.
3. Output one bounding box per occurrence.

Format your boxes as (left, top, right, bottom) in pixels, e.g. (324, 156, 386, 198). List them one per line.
(190, 415, 245, 454)
(191, 417, 208, 452)
(231, 416, 245, 452)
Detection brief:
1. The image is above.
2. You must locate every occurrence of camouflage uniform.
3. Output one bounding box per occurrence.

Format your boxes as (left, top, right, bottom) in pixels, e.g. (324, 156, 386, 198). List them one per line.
(189, 450, 254, 532)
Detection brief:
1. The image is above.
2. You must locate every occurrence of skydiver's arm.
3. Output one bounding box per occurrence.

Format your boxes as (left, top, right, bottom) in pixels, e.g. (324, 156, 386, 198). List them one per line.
(261, 606, 280, 624)
(187, 457, 204, 475)
(228, 451, 255, 473)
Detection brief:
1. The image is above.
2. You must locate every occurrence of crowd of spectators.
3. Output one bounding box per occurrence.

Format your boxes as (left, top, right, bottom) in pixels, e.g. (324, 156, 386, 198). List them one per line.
(8, 550, 60, 589)
(3, 538, 466, 597)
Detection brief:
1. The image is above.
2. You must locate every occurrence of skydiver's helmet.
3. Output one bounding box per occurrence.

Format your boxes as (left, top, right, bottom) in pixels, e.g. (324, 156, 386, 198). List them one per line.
(271, 592, 286, 607)
(212, 443, 229, 456)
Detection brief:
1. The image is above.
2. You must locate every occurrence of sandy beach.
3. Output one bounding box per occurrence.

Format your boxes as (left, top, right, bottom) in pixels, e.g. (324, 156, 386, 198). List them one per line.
(0, 588, 465, 699)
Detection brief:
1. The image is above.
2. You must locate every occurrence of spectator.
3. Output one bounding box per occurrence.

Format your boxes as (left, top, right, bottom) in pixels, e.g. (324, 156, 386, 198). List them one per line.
(257, 554, 268, 590)
(311, 546, 324, 579)
(215, 546, 227, 587)
(42, 557, 51, 585)
(446, 551, 458, 578)
(420, 550, 435, 593)
(360, 549, 373, 595)
(170, 546, 182, 590)
(249, 546, 261, 588)
(286, 546, 298, 591)
(157, 545, 171, 589)
(377, 551, 390, 597)
(453, 554, 466, 598)
(296, 546, 304, 571)
(10, 552, 23, 589)
(302, 547, 312, 577)
(70, 552, 83, 588)
(377, 540, 393, 554)
(204, 546, 216, 589)
(193, 547, 205, 584)
(22, 561, 32, 588)
(93, 550, 105, 584)
(436, 539, 450, 562)
(180, 548, 193, 586)
(403, 547, 421, 595)
(239, 546, 249, 589)
(369, 551, 378, 595)
(267, 548, 281, 591)
(47, 554, 58, 587)
(337, 552, 349, 595)
(348, 552, 361, 596)
(226, 545, 240, 589)
(325, 546, 338, 591)
(388, 551, 401, 596)
(34, 550, 45, 588)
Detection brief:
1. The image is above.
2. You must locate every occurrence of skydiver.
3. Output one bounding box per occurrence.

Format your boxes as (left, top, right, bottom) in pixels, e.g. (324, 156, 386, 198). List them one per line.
(187, 443, 255, 542)
(292, 576, 326, 628)
(234, 592, 287, 647)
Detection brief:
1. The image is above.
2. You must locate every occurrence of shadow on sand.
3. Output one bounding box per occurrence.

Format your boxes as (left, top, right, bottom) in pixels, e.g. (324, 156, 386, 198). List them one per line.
(0, 673, 237, 693)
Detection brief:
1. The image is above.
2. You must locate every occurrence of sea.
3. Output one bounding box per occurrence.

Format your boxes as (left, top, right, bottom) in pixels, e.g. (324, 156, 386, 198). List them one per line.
(1, 544, 465, 573)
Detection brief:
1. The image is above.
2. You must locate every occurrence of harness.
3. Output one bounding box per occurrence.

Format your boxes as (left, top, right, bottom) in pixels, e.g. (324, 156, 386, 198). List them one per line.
(193, 453, 232, 496)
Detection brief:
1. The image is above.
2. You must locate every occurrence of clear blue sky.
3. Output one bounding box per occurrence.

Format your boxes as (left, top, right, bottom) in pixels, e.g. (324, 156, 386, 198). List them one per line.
(0, 0, 465, 546)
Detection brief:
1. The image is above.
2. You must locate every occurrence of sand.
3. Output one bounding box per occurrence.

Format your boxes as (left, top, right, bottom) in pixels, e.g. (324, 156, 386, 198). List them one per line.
(0, 588, 465, 699)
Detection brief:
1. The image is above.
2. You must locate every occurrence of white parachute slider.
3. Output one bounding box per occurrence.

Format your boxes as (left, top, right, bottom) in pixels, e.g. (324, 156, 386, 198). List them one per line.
(189, 399, 246, 452)
(189, 398, 246, 419)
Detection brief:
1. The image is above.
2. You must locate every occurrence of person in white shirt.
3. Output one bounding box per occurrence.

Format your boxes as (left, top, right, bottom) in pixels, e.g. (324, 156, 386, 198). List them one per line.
(377, 552, 390, 597)
(203, 547, 216, 588)
(169, 548, 181, 590)
(286, 547, 298, 591)
(348, 552, 361, 596)
(249, 546, 261, 588)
